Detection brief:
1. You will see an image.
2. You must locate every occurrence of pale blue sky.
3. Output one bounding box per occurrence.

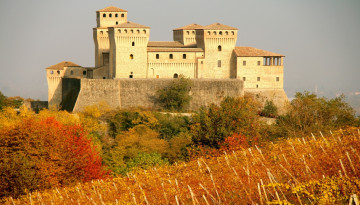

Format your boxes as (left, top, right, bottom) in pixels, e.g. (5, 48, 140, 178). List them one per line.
(0, 0, 359, 100)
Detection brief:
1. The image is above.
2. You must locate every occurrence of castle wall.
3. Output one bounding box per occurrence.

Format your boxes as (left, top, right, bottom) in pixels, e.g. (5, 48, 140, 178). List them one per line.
(244, 88, 289, 114)
(237, 57, 284, 89)
(71, 79, 244, 112)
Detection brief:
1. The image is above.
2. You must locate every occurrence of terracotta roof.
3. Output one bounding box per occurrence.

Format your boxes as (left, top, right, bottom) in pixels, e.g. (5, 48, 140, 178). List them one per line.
(147, 47, 203, 52)
(201, 23, 238, 30)
(173, 24, 203, 30)
(148, 41, 184, 48)
(234, 47, 285, 57)
(46, 61, 81, 70)
(113, 21, 150, 28)
(97, 6, 127, 12)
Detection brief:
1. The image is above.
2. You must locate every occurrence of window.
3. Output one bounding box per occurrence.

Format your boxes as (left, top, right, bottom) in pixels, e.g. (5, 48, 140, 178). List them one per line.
(124, 29, 127, 33)
(118, 29, 121, 33)
(100, 31, 103, 35)
(57, 71, 60, 75)
(263, 57, 270, 66)
(243, 61, 246, 66)
(257, 61, 261, 66)
(243, 77, 246, 81)
(276, 77, 280, 82)
(130, 54, 134, 59)
(231, 31, 235, 35)
(257, 77, 260, 81)
(103, 77, 106, 79)
(103, 13, 106, 17)
(137, 30, 140, 34)
(173, 73, 178, 78)
(115, 14, 118, 17)
(143, 29, 147, 34)
(130, 29, 134, 33)
(192, 31, 195, 34)
(201, 61, 203, 64)
(83, 71, 87, 76)
(156, 54, 159, 59)
(70, 70, 74, 75)
(218, 45, 222, 51)
(50, 70, 54, 74)
(109, 13, 112, 17)
(219, 31, 223, 35)
(129, 72, 133, 78)
(132, 41, 135, 46)
(183, 54, 186, 59)
(207, 31, 211, 35)
(121, 13, 124, 17)
(218, 60, 221, 67)
(116, 21, 118, 25)
(187, 31, 190, 35)
(169, 54, 173, 59)
(213, 31, 217, 35)
(256, 84, 259, 88)
(225, 31, 228, 35)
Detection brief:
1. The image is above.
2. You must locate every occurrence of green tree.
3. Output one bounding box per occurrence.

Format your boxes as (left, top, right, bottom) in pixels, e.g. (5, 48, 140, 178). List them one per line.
(191, 96, 261, 148)
(155, 76, 192, 112)
(0, 91, 6, 110)
(260, 100, 278, 117)
(277, 91, 357, 136)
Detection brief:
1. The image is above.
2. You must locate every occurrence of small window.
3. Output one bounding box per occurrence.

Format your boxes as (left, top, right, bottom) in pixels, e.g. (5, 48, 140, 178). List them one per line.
(118, 29, 121, 33)
(130, 29, 134, 33)
(137, 30, 140, 34)
(169, 54, 173, 59)
(143, 29, 147, 34)
(103, 77, 106, 79)
(257, 77, 260, 81)
(121, 13, 124, 17)
(124, 29, 127, 33)
(103, 13, 106, 17)
(100, 31, 103, 35)
(57, 71, 60, 75)
(132, 41, 135, 46)
(115, 14, 118, 17)
(225, 31, 228, 35)
(242, 77, 246, 81)
(231, 31, 235, 35)
(187, 31, 190, 35)
(219, 31, 223, 35)
(156, 54, 159, 59)
(116, 21, 118, 25)
(218, 60, 221, 67)
(109, 13, 112, 18)
(243, 61, 246, 66)
(129, 72, 133, 78)
(173, 73, 178, 78)
(213, 31, 217, 35)
(183, 54, 186, 59)
(83, 71, 87, 76)
(70, 70, 74, 75)
(192, 31, 195, 34)
(207, 31, 211, 35)
(256, 84, 259, 88)
(201, 61, 203, 64)
(130, 54, 134, 59)
(218, 45, 222, 51)
(257, 61, 261, 66)
(276, 77, 280, 82)
(50, 70, 54, 74)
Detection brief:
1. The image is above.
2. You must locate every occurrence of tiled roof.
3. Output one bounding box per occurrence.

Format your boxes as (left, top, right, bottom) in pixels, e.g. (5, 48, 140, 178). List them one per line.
(113, 21, 150, 28)
(46, 61, 81, 70)
(97, 6, 127, 12)
(234, 47, 285, 57)
(148, 41, 184, 48)
(147, 47, 203, 52)
(201, 23, 238, 30)
(173, 24, 203, 30)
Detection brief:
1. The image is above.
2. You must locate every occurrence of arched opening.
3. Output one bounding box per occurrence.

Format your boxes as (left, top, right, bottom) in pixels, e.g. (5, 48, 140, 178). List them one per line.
(183, 54, 186, 59)
(143, 29, 147, 34)
(213, 31, 217, 35)
(115, 14, 118, 17)
(57, 71, 60, 75)
(83, 71, 87, 76)
(103, 13, 106, 17)
(124, 29, 127, 33)
(109, 13, 112, 17)
(100, 31, 103, 35)
(207, 31, 211, 35)
(225, 31, 228, 35)
(121, 13, 124, 17)
(132, 41, 135, 46)
(130, 54, 134, 59)
(156, 54, 159, 59)
(219, 31, 223, 35)
(169, 54, 173, 59)
(116, 21, 118, 25)
(218, 45, 222, 51)
(231, 31, 235, 35)
(129, 72, 133, 78)
(173, 73, 179, 78)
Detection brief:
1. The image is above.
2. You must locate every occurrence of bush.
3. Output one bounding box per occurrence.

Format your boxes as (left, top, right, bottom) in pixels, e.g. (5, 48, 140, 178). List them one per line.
(260, 100, 278, 117)
(0, 117, 108, 199)
(155, 76, 192, 112)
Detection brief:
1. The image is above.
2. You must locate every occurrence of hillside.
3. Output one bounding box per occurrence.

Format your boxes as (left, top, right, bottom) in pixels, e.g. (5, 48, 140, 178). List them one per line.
(3, 127, 360, 204)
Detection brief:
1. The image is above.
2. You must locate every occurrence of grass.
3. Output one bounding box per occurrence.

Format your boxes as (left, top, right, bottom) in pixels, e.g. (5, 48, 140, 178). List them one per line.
(3, 127, 360, 204)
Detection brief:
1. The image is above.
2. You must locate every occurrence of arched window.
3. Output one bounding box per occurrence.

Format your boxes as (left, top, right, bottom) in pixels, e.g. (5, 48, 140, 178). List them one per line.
(130, 54, 134, 59)
(57, 71, 60, 75)
(137, 30, 140, 34)
(173, 73, 179, 78)
(121, 13, 124, 17)
(130, 29, 134, 33)
(124, 29, 127, 33)
(100, 31, 103, 35)
(132, 41, 135, 46)
(218, 45, 222, 51)
(109, 13, 112, 17)
(213, 31, 217, 35)
(115, 13, 118, 17)
(50, 70, 54, 74)
(225, 31, 228, 35)
(186, 31, 190, 35)
(231, 31, 235, 35)
(129, 72, 133, 78)
(116, 21, 118, 25)
(208, 31, 211, 35)
(103, 13, 106, 17)
(219, 31, 223, 35)
(118, 29, 121, 33)
(143, 29, 147, 34)
(192, 31, 195, 34)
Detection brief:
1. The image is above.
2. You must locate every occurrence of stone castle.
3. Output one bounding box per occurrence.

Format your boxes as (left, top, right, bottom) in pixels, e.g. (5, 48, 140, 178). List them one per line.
(46, 6, 288, 112)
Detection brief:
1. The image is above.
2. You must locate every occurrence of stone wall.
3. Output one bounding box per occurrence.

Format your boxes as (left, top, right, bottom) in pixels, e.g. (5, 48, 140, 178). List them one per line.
(244, 88, 289, 114)
(71, 78, 244, 112)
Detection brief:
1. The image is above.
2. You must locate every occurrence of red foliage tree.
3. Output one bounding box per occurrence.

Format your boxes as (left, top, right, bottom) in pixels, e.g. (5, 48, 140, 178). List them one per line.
(0, 117, 108, 198)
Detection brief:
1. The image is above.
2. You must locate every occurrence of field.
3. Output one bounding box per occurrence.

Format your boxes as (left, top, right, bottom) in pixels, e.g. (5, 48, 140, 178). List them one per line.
(3, 127, 360, 204)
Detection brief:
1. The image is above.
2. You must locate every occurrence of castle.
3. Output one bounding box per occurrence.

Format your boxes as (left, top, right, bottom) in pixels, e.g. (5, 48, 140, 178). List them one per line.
(46, 6, 288, 112)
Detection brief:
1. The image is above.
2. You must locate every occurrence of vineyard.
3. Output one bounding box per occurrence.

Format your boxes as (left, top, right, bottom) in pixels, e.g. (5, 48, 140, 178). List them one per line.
(3, 127, 360, 204)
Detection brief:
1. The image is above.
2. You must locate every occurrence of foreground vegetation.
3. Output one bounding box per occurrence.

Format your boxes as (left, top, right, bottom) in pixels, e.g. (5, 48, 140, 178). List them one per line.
(2, 127, 360, 204)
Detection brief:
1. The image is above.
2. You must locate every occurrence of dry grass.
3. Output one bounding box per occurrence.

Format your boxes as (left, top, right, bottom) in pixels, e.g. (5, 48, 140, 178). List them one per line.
(3, 127, 360, 204)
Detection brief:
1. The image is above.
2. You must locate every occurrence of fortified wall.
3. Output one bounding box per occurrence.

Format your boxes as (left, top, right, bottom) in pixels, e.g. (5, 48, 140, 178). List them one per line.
(62, 78, 244, 112)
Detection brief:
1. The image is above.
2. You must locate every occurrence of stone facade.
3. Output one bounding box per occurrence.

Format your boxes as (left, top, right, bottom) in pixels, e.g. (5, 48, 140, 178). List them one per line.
(46, 6, 287, 111)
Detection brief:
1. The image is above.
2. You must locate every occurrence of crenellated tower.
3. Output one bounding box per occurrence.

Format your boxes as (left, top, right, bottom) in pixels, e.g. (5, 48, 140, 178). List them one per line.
(93, 6, 128, 68)
(173, 24, 203, 46)
(195, 23, 238, 79)
(108, 22, 150, 78)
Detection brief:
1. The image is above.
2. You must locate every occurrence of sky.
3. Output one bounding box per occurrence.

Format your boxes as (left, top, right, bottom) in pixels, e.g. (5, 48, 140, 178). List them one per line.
(0, 0, 359, 101)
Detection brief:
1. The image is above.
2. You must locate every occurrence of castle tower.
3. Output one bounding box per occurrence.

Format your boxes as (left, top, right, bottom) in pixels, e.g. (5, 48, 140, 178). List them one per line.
(108, 22, 150, 78)
(173, 24, 203, 45)
(93, 6, 128, 68)
(195, 23, 238, 79)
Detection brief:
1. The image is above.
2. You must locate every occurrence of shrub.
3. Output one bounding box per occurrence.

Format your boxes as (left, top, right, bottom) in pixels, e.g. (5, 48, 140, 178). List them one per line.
(155, 76, 192, 112)
(260, 100, 278, 117)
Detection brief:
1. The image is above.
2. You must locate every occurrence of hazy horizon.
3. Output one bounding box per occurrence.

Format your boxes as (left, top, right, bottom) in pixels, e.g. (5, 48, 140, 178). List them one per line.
(0, 0, 359, 102)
